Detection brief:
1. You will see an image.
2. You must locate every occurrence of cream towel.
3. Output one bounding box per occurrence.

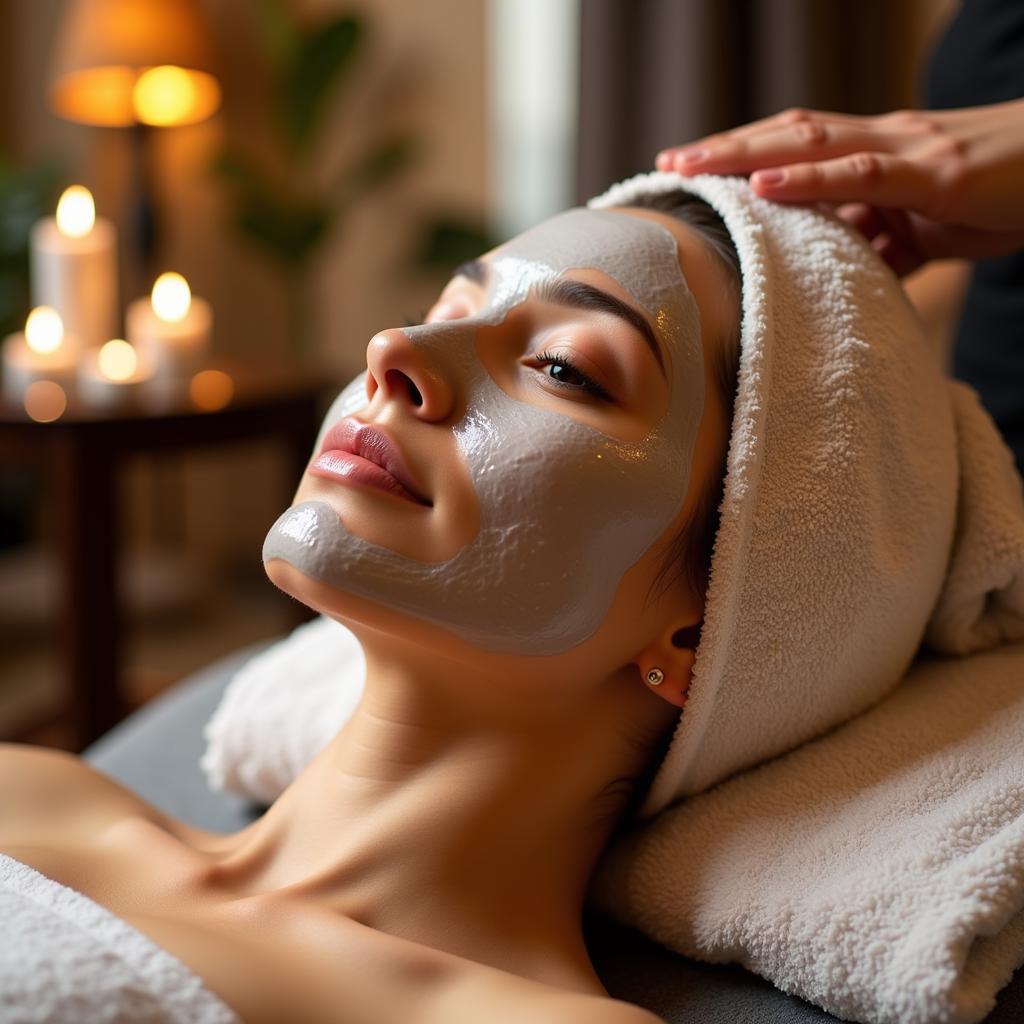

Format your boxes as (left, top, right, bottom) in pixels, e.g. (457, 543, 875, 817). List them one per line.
(0, 853, 240, 1023)
(590, 639, 1024, 1024)
(200, 174, 1024, 1022)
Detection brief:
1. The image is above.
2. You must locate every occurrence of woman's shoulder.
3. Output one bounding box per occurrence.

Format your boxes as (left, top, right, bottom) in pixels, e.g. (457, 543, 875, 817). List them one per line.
(0, 742, 174, 841)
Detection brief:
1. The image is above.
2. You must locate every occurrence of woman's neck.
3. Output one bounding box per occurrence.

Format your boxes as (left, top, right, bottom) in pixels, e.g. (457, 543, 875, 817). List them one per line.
(208, 634, 675, 993)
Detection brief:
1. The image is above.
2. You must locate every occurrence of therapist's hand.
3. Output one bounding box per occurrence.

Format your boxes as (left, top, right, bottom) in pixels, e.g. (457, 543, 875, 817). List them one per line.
(655, 99, 1024, 276)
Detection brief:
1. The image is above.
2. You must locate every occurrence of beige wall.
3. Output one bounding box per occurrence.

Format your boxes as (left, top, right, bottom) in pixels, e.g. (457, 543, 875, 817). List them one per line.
(309, 0, 488, 379)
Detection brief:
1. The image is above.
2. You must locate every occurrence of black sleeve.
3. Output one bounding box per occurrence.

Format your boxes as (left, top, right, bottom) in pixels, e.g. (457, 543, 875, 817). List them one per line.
(922, 0, 1024, 478)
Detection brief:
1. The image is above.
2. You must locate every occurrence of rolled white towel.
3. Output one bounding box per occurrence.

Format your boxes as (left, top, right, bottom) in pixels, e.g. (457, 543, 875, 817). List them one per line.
(590, 640, 1024, 1024)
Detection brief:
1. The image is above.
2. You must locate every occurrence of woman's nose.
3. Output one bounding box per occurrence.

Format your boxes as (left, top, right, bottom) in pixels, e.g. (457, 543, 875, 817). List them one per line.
(365, 328, 455, 422)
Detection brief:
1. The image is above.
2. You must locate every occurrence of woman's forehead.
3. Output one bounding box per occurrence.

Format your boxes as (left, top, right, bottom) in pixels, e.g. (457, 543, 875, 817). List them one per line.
(478, 206, 737, 357)
(610, 206, 741, 359)
(486, 208, 692, 319)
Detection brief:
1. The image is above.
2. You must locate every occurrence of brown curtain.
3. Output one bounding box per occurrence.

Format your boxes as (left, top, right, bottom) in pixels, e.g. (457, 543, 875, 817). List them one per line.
(576, 0, 922, 200)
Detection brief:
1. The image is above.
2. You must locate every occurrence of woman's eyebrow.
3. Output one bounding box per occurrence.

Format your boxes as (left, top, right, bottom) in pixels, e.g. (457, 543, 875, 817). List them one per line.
(449, 259, 667, 378)
(536, 277, 666, 378)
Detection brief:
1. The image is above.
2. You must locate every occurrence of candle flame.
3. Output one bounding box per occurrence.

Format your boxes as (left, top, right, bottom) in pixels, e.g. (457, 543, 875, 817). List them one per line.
(98, 339, 138, 381)
(24, 307, 64, 354)
(56, 185, 96, 238)
(151, 272, 192, 323)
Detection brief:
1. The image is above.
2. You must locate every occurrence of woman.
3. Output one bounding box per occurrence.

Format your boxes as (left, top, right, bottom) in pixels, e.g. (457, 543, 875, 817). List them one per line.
(0, 189, 741, 1023)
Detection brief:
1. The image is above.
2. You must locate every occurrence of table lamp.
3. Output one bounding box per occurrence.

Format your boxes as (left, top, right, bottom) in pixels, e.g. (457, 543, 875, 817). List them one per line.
(47, 0, 221, 265)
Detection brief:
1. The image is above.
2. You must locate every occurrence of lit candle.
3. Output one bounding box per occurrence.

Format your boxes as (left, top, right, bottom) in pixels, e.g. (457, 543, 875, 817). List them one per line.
(77, 338, 154, 406)
(2, 306, 79, 401)
(30, 185, 119, 351)
(126, 271, 212, 378)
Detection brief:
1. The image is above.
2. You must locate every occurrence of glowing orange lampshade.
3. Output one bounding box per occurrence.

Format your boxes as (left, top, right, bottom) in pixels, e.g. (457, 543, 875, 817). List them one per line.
(48, 0, 220, 127)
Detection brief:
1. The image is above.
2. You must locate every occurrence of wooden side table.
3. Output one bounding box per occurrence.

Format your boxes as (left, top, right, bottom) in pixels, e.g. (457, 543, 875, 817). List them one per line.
(0, 359, 334, 749)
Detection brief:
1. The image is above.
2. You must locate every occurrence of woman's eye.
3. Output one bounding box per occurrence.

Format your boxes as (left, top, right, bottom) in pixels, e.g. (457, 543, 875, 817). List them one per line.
(532, 350, 613, 402)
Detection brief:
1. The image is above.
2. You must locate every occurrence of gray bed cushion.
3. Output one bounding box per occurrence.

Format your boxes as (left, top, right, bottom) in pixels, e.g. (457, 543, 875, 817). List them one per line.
(85, 641, 271, 833)
(83, 645, 1024, 1023)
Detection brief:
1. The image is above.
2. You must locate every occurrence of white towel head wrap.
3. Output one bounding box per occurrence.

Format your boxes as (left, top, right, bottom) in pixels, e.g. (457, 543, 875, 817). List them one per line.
(589, 172, 960, 818)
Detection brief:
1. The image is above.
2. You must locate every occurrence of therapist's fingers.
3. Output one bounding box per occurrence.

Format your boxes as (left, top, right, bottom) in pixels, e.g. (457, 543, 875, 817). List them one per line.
(655, 108, 885, 170)
(829, 203, 927, 277)
(715, 107, 879, 140)
(835, 203, 1024, 275)
(873, 234, 928, 279)
(867, 208, 927, 278)
(836, 202, 886, 240)
(746, 152, 945, 217)
(658, 121, 903, 176)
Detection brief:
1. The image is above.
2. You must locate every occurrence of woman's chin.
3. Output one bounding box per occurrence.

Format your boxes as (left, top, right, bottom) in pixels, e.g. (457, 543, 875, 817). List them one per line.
(262, 556, 482, 660)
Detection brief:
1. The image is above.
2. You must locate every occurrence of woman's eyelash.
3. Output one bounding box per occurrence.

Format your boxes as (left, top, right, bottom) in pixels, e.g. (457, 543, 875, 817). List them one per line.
(403, 310, 428, 327)
(533, 350, 613, 402)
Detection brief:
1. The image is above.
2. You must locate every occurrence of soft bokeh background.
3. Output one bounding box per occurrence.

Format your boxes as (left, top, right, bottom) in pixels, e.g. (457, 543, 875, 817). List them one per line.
(0, 0, 960, 746)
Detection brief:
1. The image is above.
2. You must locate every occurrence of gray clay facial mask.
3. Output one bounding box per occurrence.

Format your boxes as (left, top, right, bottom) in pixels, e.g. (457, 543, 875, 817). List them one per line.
(264, 208, 704, 655)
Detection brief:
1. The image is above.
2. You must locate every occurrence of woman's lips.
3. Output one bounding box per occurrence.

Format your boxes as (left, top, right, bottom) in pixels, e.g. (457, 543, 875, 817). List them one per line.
(309, 450, 428, 505)
(310, 419, 431, 507)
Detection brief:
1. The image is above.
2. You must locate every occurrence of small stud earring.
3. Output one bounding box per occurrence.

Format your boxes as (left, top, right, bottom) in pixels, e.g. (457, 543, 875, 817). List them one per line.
(646, 667, 665, 686)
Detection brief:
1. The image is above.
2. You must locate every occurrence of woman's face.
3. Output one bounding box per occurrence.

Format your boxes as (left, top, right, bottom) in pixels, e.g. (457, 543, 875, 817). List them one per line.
(264, 206, 735, 665)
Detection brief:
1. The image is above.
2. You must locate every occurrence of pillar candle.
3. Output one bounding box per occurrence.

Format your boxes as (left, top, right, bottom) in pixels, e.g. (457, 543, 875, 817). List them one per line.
(77, 338, 154, 406)
(2, 307, 79, 401)
(126, 271, 212, 378)
(30, 185, 118, 351)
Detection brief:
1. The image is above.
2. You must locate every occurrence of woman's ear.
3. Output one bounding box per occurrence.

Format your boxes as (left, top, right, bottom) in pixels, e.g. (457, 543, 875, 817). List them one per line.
(635, 618, 703, 709)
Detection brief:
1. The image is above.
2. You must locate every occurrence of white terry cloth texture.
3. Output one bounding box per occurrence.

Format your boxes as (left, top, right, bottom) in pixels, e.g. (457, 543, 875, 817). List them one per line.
(200, 172, 1024, 1022)
(590, 638, 1024, 1024)
(0, 853, 240, 1024)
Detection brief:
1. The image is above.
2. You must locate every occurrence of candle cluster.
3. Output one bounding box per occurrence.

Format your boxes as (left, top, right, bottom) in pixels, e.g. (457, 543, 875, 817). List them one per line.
(3, 185, 213, 416)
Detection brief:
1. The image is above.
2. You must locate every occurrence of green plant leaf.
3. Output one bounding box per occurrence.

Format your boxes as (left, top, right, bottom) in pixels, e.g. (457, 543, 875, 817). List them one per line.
(283, 15, 363, 153)
(255, 0, 299, 68)
(0, 152, 65, 336)
(0, 155, 63, 253)
(335, 135, 418, 205)
(209, 148, 280, 200)
(236, 196, 330, 268)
